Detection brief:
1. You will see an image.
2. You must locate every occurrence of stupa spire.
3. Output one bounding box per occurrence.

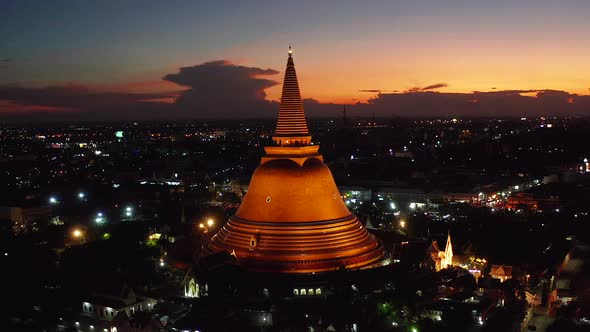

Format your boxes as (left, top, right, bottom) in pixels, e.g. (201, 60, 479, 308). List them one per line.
(273, 45, 311, 146)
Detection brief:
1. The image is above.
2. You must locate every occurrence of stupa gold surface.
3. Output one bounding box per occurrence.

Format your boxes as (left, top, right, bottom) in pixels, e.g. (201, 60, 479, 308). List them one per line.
(208, 48, 384, 273)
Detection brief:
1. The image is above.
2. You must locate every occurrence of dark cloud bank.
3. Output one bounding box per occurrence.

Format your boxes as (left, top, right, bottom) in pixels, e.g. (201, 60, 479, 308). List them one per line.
(0, 60, 589, 122)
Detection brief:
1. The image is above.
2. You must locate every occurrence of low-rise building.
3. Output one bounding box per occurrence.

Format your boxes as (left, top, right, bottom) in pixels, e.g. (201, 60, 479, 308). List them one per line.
(0, 204, 53, 234)
(490, 265, 513, 282)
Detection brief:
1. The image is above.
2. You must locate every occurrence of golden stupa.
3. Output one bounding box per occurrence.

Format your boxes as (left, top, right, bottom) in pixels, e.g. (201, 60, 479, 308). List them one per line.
(208, 47, 384, 273)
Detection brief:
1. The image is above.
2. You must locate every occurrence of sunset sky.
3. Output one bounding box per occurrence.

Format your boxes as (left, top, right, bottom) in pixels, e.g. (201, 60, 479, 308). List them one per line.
(2, 0, 590, 119)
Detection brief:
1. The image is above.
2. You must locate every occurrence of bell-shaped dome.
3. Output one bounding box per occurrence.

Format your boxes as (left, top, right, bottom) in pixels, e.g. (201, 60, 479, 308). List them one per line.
(235, 158, 350, 222)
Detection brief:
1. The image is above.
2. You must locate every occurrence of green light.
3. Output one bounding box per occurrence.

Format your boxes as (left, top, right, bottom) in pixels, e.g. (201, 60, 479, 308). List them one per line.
(115, 131, 124, 138)
(102, 233, 111, 240)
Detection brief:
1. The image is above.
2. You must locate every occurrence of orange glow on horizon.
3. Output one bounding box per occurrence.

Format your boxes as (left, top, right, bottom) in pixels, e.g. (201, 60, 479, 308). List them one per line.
(0, 100, 76, 113)
(247, 37, 590, 104)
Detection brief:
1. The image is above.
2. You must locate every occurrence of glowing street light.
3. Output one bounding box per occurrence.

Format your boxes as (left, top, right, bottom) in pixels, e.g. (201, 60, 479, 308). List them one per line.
(49, 196, 58, 205)
(207, 218, 214, 227)
(399, 220, 406, 228)
(78, 192, 85, 200)
(95, 212, 105, 224)
(72, 229, 83, 238)
(124, 206, 133, 218)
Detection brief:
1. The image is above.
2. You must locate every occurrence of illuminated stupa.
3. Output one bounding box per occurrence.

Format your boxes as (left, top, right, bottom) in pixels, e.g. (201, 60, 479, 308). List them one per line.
(208, 47, 384, 273)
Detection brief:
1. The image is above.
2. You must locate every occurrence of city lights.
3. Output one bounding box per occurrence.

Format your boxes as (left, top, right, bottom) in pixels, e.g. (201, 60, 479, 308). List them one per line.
(95, 212, 105, 224)
(49, 196, 58, 204)
(125, 206, 133, 217)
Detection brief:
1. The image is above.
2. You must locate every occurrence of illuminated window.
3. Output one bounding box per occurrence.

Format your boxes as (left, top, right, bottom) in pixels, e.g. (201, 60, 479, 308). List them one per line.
(293, 289, 299, 295)
(300, 289, 306, 295)
(308, 289, 314, 295)
(316, 288, 321, 295)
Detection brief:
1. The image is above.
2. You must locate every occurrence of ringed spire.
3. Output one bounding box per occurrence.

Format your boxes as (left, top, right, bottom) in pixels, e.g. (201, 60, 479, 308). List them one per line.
(273, 45, 311, 146)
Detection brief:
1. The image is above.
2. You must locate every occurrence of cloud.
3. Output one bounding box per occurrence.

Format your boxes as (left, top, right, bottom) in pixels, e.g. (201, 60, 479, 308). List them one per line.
(359, 89, 387, 93)
(354, 89, 590, 118)
(406, 83, 448, 93)
(2, 58, 590, 121)
(0, 84, 179, 121)
(0, 60, 282, 121)
(163, 60, 280, 118)
(422, 83, 448, 91)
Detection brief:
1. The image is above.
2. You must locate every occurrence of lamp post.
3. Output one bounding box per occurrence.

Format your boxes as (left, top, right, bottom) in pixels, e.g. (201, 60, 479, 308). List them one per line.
(198, 218, 215, 256)
(71, 228, 86, 245)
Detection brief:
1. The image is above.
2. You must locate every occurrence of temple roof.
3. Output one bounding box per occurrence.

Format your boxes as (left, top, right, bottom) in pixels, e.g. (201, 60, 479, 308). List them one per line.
(274, 46, 310, 139)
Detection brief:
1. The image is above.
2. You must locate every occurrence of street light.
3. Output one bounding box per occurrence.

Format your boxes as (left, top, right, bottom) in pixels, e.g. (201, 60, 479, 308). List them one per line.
(49, 196, 58, 204)
(78, 192, 85, 200)
(124, 206, 133, 218)
(95, 212, 105, 224)
(72, 229, 83, 238)
(207, 218, 214, 227)
(399, 220, 406, 228)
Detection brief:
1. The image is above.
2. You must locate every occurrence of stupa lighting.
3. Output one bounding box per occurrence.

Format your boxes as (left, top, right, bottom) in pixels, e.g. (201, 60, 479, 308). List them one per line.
(208, 47, 384, 273)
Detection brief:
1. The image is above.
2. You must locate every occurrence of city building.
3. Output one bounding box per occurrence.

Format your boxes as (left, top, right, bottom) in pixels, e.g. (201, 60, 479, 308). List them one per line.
(489, 265, 513, 282)
(0, 204, 53, 234)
